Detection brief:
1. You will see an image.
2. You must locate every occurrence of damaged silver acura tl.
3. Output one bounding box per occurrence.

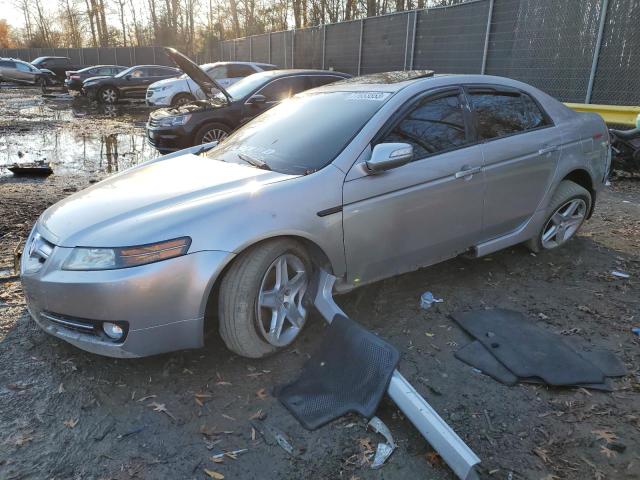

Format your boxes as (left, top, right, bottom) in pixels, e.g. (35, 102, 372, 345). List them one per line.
(21, 71, 610, 358)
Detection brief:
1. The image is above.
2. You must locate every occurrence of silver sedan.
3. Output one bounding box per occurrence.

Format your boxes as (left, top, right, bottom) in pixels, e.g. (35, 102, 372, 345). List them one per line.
(20, 72, 610, 358)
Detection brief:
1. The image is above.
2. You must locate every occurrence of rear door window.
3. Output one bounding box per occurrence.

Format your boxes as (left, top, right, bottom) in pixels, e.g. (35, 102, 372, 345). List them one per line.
(206, 65, 228, 80)
(470, 90, 550, 140)
(381, 90, 470, 160)
(16, 63, 32, 72)
(227, 64, 257, 78)
(257, 77, 310, 102)
(310, 75, 345, 88)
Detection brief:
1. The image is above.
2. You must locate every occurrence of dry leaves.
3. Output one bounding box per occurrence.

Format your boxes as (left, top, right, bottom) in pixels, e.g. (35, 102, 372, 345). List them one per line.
(148, 401, 176, 421)
(600, 445, 616, 459)
(592, 429, 617, 443)
(256, 388, 268, 400)
(533, 447, 551, 464)
(195, 392, 212, 407)
(204, 468, 224, 479)
(425, 451, 444, 467)
(63, 418, 78, 429)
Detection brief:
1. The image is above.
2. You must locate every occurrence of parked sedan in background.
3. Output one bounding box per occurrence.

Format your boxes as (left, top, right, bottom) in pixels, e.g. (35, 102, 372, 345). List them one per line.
(31, 56, 84, 81)
(20, 71, 610, 359)
(0, 58, 58, 87)
(65, 65, 127, 92)
(147, 48, 349, 151)
(146, 61, 277, 107)
(83, 65, 181, 103)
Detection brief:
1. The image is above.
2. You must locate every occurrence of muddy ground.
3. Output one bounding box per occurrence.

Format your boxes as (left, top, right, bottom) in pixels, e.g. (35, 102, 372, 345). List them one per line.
(0, 86, 639, 480)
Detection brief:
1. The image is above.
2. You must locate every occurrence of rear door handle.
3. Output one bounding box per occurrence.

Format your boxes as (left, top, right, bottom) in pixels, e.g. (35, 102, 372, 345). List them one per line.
(455, 166, 481, 179)
(538, 146, 558, 155)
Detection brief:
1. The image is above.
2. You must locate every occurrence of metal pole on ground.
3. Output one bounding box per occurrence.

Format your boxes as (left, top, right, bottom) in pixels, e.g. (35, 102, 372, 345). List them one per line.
(322, 24, 326, 70)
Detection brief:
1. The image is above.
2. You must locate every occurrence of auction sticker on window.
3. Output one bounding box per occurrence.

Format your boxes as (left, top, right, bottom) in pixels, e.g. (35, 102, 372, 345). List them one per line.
(345, 92, 391, 101)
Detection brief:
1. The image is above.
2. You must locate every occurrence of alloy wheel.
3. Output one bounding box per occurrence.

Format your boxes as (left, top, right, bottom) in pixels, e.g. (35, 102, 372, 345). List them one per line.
(101, 88, 117, 103)
(256, 253, 309, 347)
(201, 128, 228, 143)
(541, 198, 587, 249)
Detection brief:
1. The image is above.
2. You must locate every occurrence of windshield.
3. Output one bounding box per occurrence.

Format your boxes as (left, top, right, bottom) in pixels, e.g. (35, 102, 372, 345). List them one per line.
(206, 91, 391, 175)
(179, 63, 216, 80)
(225, 72, 272, 100)
(115, 67, 135, 78)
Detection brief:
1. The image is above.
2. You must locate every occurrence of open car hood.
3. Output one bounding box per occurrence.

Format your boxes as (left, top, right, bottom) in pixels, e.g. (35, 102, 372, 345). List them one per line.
(164, 47, 231, 103)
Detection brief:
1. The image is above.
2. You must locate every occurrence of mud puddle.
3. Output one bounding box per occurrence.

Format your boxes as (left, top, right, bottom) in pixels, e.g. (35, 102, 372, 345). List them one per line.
(0, 86, 159, 178)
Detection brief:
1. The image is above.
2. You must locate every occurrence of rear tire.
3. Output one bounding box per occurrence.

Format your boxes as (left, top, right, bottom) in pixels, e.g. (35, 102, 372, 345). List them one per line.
(171, 93, 195, 107)
(218, 239, 311, 358)
(526, 180, 591, 253)
(194, 122, 230, 144)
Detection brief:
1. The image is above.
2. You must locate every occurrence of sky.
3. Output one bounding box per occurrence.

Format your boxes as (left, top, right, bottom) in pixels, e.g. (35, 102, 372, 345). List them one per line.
(4, 0, 61, 29)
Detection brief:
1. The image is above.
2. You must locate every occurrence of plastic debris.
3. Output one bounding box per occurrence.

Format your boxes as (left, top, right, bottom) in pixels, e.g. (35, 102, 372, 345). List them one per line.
(368, 416, 396, 469)
(632, 327, 640, 337)
(611, 271, 630, 279)
(420, 291, 443, 310)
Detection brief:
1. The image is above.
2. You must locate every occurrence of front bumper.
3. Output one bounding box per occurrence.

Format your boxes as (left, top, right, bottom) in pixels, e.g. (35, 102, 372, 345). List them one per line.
(21, 228, 234, 358)
(146, 124, 192, 152)
(146, 89, 172, 106)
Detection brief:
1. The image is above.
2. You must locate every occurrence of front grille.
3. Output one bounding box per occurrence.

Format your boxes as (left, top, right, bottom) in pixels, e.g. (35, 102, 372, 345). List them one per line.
(22, 230, 55, 274)
(41, 311, 98, 334)
(146, 89, 155, 98)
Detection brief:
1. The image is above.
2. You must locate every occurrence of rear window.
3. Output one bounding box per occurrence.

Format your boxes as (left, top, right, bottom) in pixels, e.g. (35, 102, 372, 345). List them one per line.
(227, 64, 256, 77)
(207, 91, 389, 175)
(470, 91, 550, 140)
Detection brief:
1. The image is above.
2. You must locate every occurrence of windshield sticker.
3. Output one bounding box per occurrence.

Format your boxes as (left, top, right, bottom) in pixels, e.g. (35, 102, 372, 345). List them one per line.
(346, 92, 391, 101)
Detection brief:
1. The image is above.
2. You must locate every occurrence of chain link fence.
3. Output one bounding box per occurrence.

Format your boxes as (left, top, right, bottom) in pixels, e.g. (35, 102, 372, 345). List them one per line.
(1, 0, 638, 105)
(218, 0, 639, 105)
(0, 46, 189, 67)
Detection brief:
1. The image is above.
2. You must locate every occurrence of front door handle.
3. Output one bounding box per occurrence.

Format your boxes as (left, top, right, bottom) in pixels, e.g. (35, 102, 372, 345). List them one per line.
(538, 146, 558, 155)
(455, 166, 481, 179)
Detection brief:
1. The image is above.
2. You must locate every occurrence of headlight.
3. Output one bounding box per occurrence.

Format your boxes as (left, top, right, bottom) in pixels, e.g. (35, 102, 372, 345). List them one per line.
(155, 86, 169, 92)
(62, 237, 191, 271)
(156, 114, 192, 127)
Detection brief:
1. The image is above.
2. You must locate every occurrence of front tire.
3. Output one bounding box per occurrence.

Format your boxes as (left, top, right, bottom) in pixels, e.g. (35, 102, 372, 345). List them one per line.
(218, 239, 311, 358)
(171, 93, 195, 107)
(194, 122, 230, 145)
(98, 86, 118, 104)
(526, 180, 591, 253)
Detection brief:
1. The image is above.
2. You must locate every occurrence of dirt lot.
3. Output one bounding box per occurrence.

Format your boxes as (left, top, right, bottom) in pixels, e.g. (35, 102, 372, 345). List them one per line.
(1, 86, 639, 480)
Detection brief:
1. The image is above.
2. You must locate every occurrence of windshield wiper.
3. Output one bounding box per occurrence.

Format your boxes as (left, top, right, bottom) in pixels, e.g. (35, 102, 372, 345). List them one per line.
(237, 153, 271, 170)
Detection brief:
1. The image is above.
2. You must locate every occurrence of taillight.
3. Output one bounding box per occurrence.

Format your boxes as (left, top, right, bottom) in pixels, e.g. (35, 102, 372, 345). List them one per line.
(71, 75, 80, 80)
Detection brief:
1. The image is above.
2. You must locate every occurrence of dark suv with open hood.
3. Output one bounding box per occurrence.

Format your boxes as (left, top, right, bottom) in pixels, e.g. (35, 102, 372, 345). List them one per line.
(146, 48, 350, 152)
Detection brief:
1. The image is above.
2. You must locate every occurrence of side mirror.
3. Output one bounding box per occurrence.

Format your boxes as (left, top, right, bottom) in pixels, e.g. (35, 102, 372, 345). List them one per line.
(366, 143, 413, 173)
(247, 94, 267, 105)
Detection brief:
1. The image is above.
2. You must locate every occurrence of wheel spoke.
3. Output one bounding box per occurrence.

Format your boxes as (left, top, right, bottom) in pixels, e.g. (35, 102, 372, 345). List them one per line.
(542, 224, 557, 242)
(275, 257, 288, 289)
(286, 271, 307, 295)
(551, 212, 564, 225)
(269, 305, 287, 341)
(563, 200, 580, 217)
(259, 289, 278, 309)
(286, 304, 305, 328)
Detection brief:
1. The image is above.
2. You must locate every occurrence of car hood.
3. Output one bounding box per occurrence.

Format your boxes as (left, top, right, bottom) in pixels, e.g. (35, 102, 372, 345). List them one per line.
(164, 47, 231, 103)
(40, 154, 297, 248)
(150, 77, 187, 89)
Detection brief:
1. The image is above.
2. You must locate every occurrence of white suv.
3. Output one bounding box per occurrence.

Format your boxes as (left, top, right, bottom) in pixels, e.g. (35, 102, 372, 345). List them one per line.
(146, 61, 277, 107)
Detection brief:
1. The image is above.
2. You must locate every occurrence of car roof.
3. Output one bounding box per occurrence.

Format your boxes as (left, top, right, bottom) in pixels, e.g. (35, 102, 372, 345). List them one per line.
(214, 61, 276, 67)
(251, 69, 350, 79)
(129, 65, 180, 68)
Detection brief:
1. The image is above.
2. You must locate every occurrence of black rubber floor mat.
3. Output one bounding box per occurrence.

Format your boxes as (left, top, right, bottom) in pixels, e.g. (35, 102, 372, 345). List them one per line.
(457, 340, 615, 391)
(451, 309, 605, 385)
(563, 338, 627, 377)
(275, 315, 400, 430)
(455, 340, 518, 385)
